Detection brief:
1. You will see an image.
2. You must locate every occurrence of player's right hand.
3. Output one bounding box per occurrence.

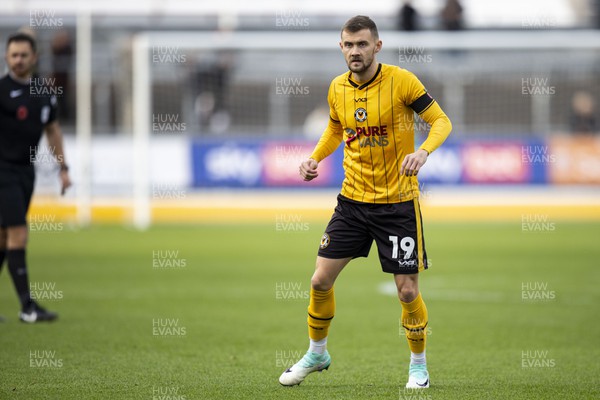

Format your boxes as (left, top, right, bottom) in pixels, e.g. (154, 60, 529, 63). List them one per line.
(299, 158, 319, 181)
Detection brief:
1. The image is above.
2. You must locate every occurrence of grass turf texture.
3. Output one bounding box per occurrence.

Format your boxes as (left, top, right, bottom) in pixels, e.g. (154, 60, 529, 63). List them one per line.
(0, 221, 599, 399)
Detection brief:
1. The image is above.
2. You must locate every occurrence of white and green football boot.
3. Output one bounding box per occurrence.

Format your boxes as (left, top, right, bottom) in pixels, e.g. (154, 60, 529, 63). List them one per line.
(405, 363, 429, 389)
(279, 350, 331, 386)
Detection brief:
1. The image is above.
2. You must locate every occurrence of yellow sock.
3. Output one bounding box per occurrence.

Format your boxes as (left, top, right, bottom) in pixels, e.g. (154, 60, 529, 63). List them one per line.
(307, 287, 335, 341)
(400, 292, 428, 354)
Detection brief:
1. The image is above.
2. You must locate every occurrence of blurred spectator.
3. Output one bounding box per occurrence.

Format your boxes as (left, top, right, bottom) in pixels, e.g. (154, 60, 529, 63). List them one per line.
(441, 0, 464, 30)
(570, 90, 597, 134)
(192, 50, 234, 134)
(397, 1, 419, 31)
(51, 30, 74, 123)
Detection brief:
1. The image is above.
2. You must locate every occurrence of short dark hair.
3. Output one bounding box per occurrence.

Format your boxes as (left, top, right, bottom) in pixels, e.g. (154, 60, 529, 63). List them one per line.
(341, 15, 379, 40)
(6, 32, 37, 53)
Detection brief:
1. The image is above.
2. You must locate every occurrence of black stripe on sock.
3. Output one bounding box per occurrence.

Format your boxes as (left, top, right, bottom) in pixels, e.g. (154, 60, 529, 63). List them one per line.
(308, 312, 334, 321)
(402, 322, 428, 331)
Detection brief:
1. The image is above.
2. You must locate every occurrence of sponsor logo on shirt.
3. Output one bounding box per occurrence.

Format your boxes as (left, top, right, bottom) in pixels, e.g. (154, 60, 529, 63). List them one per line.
(345, 125, 389, 148)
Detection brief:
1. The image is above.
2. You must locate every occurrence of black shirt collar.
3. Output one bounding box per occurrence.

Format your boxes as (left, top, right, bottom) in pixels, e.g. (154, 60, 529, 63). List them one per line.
(348, 63, 382, 90)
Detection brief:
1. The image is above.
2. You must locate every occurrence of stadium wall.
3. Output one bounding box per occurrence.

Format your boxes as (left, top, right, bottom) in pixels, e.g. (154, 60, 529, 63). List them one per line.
(29, 135, 600, 225)
(191, 136, 600, 187)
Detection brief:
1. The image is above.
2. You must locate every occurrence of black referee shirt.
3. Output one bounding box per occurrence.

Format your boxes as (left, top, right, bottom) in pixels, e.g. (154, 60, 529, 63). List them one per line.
(0, 74, 58, 166)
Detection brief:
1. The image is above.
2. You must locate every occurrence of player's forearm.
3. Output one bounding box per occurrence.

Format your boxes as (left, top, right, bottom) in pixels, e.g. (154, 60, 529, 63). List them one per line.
(45, 123, 68, 168)
(418, 103, 452, 155)
(309, 119, 343, 162)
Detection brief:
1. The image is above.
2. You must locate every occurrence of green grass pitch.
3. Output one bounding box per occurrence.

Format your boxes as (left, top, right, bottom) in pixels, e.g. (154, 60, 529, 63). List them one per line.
(0, 221, 599, 399)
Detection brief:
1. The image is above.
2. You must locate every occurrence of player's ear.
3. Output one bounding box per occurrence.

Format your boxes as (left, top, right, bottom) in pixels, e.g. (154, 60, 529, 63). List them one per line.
(375, 40, 382, 53)
(339, 41, 343, 51)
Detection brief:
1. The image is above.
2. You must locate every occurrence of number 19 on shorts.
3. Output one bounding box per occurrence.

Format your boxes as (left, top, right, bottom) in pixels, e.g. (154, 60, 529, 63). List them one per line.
(388, 235, 415, 259)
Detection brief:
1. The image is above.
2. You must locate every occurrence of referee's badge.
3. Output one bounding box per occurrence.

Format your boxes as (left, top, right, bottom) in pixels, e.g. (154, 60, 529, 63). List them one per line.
(354, 108, 367, 122)
(320, 233, 330, 249)
(16, 105, 28, 121)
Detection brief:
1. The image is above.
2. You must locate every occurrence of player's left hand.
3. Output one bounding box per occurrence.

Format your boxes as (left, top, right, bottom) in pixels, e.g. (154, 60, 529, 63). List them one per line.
(59, 170, 72, 196)
(401, 149, 428, 176)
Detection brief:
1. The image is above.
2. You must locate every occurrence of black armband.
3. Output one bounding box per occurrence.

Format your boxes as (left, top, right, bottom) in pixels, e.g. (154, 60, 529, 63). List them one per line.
(409, 92, 435, 115)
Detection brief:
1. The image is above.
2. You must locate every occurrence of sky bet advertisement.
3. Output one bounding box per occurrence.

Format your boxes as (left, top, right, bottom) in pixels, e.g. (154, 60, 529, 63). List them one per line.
(191, 136, 600, 188)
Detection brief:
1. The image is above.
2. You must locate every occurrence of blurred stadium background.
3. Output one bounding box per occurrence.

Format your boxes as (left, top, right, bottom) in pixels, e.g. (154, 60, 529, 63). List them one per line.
(0, 0, 599, 227)
(2, 2, 600, 399)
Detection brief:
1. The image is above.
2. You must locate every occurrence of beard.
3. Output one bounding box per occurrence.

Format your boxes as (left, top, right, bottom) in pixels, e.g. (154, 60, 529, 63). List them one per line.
(347, 56, 373, 74)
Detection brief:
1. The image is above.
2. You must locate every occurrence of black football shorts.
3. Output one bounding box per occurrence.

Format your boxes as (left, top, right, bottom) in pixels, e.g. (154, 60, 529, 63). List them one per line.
(318, 194, 428, 274)
(0, 163, 35, 227)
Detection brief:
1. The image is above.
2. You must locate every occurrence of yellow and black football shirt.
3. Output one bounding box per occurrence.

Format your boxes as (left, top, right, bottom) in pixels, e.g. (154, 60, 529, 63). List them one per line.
(310, 63, 452, 204)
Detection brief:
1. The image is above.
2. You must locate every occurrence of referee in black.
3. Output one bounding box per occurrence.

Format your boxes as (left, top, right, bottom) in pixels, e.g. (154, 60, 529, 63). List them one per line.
(0, 33, 71, 322)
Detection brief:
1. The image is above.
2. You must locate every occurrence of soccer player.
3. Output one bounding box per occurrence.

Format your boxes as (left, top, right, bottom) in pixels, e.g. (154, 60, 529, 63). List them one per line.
(279, 16, 452, 388)
(0, 32, 71, 322)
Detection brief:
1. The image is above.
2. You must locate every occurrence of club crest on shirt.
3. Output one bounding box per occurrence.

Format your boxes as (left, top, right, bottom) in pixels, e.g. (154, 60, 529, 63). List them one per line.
(354, 108, 367, 122)
(320, 233, 330, 249)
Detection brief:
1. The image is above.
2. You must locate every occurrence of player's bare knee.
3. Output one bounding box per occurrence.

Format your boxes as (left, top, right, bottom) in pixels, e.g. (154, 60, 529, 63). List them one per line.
(310, 274, 333, 291)
(6, 225, 28, 249)
(395, 279, 419, 302)
(398, 286, 419, 303)
(311, 259, 336, 291)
